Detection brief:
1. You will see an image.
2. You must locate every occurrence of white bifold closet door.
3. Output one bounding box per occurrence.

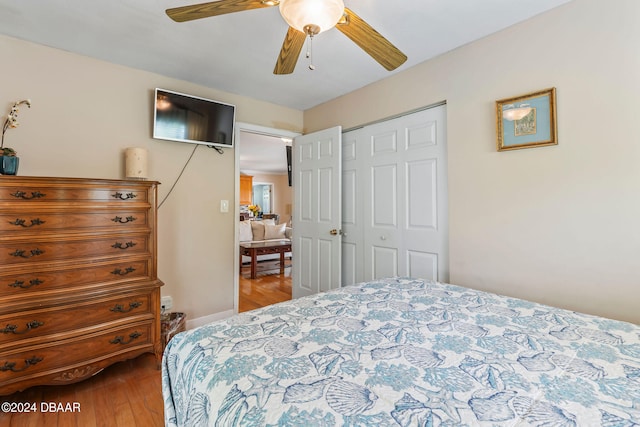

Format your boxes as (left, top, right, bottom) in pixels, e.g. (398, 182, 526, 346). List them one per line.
(342, 104, 448, 285)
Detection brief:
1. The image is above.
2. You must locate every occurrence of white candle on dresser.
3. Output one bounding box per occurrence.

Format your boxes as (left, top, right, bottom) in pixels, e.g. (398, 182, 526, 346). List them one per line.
(125, 147, 148, 179)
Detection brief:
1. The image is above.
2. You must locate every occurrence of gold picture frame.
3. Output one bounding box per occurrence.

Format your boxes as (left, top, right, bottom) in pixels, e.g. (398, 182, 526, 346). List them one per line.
(496, 88, 557, 151)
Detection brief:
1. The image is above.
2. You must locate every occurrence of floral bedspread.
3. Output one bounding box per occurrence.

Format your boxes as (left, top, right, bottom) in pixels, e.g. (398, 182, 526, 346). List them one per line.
(162, 278, 640, 426)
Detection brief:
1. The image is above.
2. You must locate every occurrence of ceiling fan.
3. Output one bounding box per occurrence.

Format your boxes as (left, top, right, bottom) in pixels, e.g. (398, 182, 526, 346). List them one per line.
(166, 0, 407, 74)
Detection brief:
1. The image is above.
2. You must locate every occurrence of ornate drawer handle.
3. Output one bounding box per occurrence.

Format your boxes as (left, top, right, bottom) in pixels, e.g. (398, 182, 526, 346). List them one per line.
(111, 241, 136, 250)
(0, 356, 43, 372)
(111, 216, 137, 224)
(111, 267, 136, 276)
(109, 331, 142, 345)
(110, 302, 143, 313)
(8, 279, 44, 289)
(10, 248, 45, 258)
(2, 320, 44, 335)
(10, 191, 46, 200)
(112, 192, 137, 200)
(9, 218, 46, 227)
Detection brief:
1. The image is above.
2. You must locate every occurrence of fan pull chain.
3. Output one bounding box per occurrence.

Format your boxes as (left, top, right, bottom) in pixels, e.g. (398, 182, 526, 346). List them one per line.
(306, 34, 315, 70)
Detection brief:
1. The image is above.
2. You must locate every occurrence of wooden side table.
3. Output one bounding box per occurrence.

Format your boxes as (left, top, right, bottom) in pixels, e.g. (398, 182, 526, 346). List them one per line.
(239, 240, 292, 279)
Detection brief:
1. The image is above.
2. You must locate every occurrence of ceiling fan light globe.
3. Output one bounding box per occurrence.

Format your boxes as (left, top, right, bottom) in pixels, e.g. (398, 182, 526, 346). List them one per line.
(279, 0, 345, 34)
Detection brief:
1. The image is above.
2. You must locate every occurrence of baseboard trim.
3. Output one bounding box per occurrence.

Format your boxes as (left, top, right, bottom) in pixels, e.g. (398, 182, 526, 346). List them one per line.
(185, 309, 235, 330)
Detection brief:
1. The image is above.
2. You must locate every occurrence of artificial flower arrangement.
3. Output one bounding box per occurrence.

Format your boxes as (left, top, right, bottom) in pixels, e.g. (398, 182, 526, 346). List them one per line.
(1, 99, 31, 157)
(248, 204, 261, 216)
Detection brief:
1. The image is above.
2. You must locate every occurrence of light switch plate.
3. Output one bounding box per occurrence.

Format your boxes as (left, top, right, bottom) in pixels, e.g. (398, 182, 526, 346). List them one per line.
(220, 199, 229, 213)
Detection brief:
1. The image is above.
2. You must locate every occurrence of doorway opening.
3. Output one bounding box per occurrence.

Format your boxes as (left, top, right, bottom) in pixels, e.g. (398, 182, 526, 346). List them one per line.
(234, 123, 299, 313)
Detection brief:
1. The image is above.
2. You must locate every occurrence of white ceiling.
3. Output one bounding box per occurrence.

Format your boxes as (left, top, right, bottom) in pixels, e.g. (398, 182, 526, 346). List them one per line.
(239, 131, 291, 175)
(0, 0, 571, 111)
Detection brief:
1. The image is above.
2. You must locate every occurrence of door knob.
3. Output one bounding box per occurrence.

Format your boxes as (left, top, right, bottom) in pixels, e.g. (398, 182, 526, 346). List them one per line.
(329, 229, 343, 236)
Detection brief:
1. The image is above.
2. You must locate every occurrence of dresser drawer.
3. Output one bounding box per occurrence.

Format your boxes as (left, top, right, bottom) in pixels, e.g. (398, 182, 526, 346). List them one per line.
(0, 183, 150, 204)
(0, 322, 153, 387)
(0, 233, 150, 267)
(0, 259, 151, 300)
(0, 291, 154, 348)
(0, 210, 150, 234)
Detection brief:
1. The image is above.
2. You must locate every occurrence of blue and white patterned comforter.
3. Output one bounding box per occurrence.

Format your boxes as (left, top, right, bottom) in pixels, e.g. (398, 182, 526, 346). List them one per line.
(162, 278, 640, 426)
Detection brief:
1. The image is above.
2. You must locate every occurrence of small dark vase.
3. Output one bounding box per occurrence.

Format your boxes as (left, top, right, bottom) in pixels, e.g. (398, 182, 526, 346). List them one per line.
(0, 156, 19, 175)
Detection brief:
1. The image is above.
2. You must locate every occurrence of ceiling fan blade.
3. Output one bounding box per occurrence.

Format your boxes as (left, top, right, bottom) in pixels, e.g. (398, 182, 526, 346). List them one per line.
(336, 7, 407, 71)
(166, 0, 274, 23)
(273, 27, 306, 75)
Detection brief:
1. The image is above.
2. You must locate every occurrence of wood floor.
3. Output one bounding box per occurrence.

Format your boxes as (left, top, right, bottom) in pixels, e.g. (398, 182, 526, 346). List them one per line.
(238, 259, 292, 312)
(0, 263, 291, 426)
(0, 353, 163, 427)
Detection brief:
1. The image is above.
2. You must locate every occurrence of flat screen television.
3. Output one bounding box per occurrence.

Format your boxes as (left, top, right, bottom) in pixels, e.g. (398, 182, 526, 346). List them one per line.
(153, 88, 235, 149)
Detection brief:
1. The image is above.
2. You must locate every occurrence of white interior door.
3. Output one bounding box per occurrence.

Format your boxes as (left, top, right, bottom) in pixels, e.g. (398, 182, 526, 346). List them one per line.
(292, 126, 342, 298)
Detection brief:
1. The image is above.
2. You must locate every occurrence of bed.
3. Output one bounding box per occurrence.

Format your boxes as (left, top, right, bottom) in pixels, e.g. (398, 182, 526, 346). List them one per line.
(162, 278, 640, 426)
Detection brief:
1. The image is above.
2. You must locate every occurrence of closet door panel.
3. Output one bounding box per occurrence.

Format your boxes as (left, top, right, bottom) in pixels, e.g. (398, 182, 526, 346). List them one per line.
(350, 104, 448, 283)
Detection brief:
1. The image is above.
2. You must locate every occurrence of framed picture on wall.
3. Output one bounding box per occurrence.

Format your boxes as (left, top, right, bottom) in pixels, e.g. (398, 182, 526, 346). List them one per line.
(496, 87, 557, 151)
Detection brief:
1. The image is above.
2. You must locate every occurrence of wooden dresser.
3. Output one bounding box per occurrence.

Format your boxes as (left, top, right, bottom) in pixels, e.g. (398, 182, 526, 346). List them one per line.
(0, 177, 163, 395)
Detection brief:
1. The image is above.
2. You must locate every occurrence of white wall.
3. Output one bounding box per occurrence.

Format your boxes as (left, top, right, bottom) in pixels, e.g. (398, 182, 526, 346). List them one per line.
(305, 0, 640, 324)
(1, 35, 303, 322)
